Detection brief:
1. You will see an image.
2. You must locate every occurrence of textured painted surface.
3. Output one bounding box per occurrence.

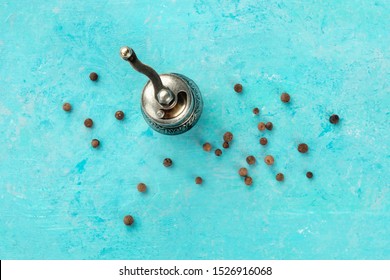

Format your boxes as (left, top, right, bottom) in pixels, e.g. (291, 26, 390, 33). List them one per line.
(0, 0, 389, 260)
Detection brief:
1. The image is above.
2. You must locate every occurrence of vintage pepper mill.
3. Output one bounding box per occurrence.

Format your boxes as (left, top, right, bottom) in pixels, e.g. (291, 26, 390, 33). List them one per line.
(120, 46, 203, 135)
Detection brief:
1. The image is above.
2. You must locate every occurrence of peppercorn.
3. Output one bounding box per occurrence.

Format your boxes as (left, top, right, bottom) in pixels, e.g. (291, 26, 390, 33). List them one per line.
(91, 139, 100, 148)
(264, 155, 274, 165)
(253, 108, 259, 115)
(239, 167, 248, 177)
(260, 137, 268, 145)
(258, 122, 266, 131)
(89, 72, 98, 81)
(306, 172, 313, 179)
(223, 132, 233, 142)
(123, 215, 134, 226)
(115, 110, 125, 120)
(276, 173, 284, 181)
(163, 158, 172, 167)
(222, 142, 229, 149)
(215, 149, 222, 156)
(246, 155, 256, 165)
(234, 83, 243, 93)
(195, 177, 203, 184)
(281, 92, 290, 103)
(84, 118, 93, 128)
(137, 183, 147, 192)
(244, 176, 253, 186)
(265, 122, 273, 130)
(62, 102, 72, 112)
(203, 142, 212, 152)
(329, 114, 339, 124)
(298, 143, 309, 153)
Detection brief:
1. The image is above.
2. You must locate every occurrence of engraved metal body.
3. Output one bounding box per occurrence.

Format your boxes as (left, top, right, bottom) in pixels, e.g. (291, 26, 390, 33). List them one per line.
(120, 47, 203, 135)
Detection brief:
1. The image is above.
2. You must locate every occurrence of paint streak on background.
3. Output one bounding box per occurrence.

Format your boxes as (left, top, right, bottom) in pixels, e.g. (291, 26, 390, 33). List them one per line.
(0, 0, 389, 259)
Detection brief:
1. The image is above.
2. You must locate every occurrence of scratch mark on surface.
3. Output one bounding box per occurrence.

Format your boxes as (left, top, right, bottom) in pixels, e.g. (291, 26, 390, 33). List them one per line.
(75, 159, 88, 173)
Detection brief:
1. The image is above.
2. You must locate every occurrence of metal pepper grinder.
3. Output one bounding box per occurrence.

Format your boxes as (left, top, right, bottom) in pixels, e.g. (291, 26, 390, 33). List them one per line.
(120, 46, 203, 135)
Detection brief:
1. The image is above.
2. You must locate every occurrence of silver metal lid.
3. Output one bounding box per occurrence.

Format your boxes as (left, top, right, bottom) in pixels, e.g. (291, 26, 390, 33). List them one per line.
(141, 74, 193, 128)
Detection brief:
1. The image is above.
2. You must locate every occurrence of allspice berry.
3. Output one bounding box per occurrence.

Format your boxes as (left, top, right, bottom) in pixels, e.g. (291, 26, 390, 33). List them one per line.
(246, 155, 256, 165)
(276, 173, 284, 181)
(203, 142, 212, 152)
(62, 102, 72, 112)
(264, 155, 274, 165)
(137, 183, 147, 193)
(281, 92, 290, 103)
(195, 177, 203, 184)
(89, 72, 98, 81)
(258, 122, 266, 131)
(123, 215, 134, 226)
(265, 122, 273, 130)
(215, 149, 222, 156)
(115, 111, 125, 120)
(239, 168, 248, 177)
(298, 143, 309, 153)
(234, 83, 243, 93)
(91, 139, 100, 148)
(222, 142, 229, 149)
(306, 172, 313, 179)
(223, 132, 233, 142)
(253, 108, 259, 115)
(244, 176, 253, 186)
(329, 114, 339, 124)
(84, 118, 93, 128)
(260, 137, 268, 145)
(163, 158, 173, 167)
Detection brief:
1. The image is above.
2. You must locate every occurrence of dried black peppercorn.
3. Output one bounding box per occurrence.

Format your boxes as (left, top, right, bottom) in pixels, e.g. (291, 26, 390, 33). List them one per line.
(260, 137, 268, 145)
(222, 142, 229, 149)
(298, 143, 309, 153)
(265, 122, 273, 130)
(264, 155, 274, 165)
(89, 72, 98, 81)
(123, 215, 134, 226)
(281, 92, 290, 103)
(239, 168, 248, 177)
(246, 155, 256, 165)
(63, 102, 72, 112)
(234, 83, 243, 93)
(329, 114, 339, 124)
(91, 139, 100, 148)
(195, 177, 203, 184)
(306, 172, 313, 179)
(223, 132, 233, 142)
(276, 173, 284, 181)
(258, 122, 266, 131)
(163, 158, 173, 167)
(115, 111, 125, 120)
(244, 176, 253, 186)
(215, 149, 222, 156)
(203, 142, 212, 152)
(253, 108, 259, 115)
(84, 118, 93, 128)
(137, 183, 147, 192)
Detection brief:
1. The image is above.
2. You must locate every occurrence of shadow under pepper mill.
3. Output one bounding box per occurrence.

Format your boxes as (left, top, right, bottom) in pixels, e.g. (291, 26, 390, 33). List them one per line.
(120, 46, 203, 135)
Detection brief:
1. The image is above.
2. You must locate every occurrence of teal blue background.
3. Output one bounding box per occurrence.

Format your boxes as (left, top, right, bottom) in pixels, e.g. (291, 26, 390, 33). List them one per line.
(0, 0, 389, 259)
